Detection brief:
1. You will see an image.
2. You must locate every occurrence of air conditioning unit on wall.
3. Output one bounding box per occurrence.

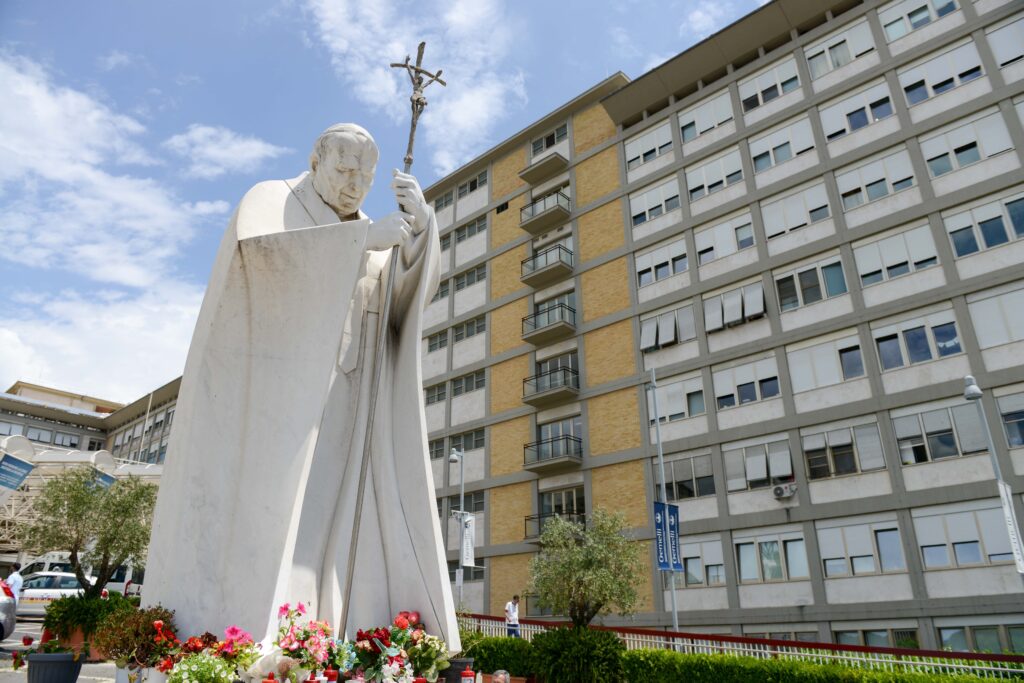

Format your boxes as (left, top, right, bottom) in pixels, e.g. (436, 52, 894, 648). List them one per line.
(773, 483, 798, 499)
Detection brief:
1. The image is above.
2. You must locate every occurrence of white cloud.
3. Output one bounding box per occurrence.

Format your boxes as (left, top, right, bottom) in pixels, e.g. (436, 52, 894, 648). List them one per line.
(681, 1, 739, 39)
(303, 0, 528, 175)
(97, 50, 134, 71)
(163, 124, 292, 179)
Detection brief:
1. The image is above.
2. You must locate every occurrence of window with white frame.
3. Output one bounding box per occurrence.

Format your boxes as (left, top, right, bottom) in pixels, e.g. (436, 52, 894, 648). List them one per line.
(451, 428, 485, 451)
(806, 19, 876, 79)
(818, 520, 906, 577)
(685, 148, 743, 201)
(761, 182, 831, 239)
(739, 57, 801, 113)
(898, 40, 983, 106)
(425, 383, 447, 405)
(625, 123, 673, 170)
(635, 237, 687, 287)
(854, 225, 938, 286)
(703, 282, 765, 332)
(532, 124, 567, 156)
(679, 90, 733, 143)
(913, 501, 1016, 569)
(26, 427, 51, 443)
(986, 15, 1024, 68)
(695, 213, 755, 265)
(750, 117, 815, 174)
(429, 438, 445, 460)
(453, 315, 486, 342)
(944, 191, 1024, 257)
(646, 374, 705, 423)
(725, 439, 795, 492)
(0, 421, 18, 437)
(835, 147, 916, 211)
(449, 490, 485, 513)
(433, 190, 453, 210)
(998, 392, 1024, 448)
(427, 331, 448, 352)
(938, 624, 1024, 654)
(788, 333, 866, 394)
(639, 304, 697, 353)
(457, 171, 487, 198)
(920, 110, 1014, 178)
(654, 453, 715, 501)
(873, 308, 962, 371)
(880, 0, 959, 43)
(968, 283, 1024, 350)
(802, 422, 886, 479)
(440, 233, 451, 251)
(713, 356, 780, 410)
(835, 628, 919, 648)
(431, 280, 450, 302)
(891, 402, 988, 464)
(54, 432, 78, 448)
(819, 81, 895, 141)
(775, 256, 848, 312)
(451, 370, 485, 396)
(630, 178, 681, 227)
(671, 538, 725, 587)
(735, 529, 809, 582)
(455, 216, 486, 243)
(454, 264, 486, 291)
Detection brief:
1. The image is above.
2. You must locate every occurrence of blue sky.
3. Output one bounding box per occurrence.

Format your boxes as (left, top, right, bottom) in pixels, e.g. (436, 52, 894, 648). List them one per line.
(0, 0, 767, 403)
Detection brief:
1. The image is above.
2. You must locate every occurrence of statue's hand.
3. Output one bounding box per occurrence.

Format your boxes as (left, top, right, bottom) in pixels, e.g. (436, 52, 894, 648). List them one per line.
(391, 170, 430, 235)
(366, 212, 412, 251)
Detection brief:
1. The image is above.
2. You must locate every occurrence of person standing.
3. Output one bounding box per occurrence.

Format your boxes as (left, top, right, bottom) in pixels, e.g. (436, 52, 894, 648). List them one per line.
(7, 563, 22, 606)
(504, 595, 520, 638)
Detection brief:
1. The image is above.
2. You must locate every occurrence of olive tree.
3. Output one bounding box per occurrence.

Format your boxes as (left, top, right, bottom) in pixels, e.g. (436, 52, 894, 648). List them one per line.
(528, 508, 644, 627)
(22, 467, 157, 598)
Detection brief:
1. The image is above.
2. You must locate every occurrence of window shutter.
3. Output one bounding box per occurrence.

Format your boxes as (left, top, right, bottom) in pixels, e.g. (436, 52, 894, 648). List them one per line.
(945, 512, 979, 544)
(845, 524, 873, 556)
(968, 297, 1009, 349)
(817, 527, 845, 559)
(976, 113, 1013, 157)
(913, 515, 946, 547)
(714, 91, 733, 124)
(855, 243, 882, 278)
(988, 19, 1024, 66)
(776, 58, 798, 85)
(905, 225, 936, 263)
(750, 133, 772, 158)
(951, 404, 987, 453)
(665, 382, 687, 418)
(658, 312, 677, 346)
(713, 368, 735, 401)
(892, 415, 922, 439)
(854, 424, 886, 470)
(754, 357, 778, 381)
(723, 289, 744, 325)
(669, 238, 687, 261)
(847, 21, 875, 57)
(762, 200, 787, 237)
(704, 297, 724, 332)
(803, 433, 827, 451)
(812, 344, 841, 387)
(768, 441, 792, 477)
(791, 118, 814, 153)
(788, 348, 816, 393)
(978, 507, 1012, 557)
(677, 305, 697, 340)
(640, 318, 659, 351)
(702, 540, 724, 565)
(805, 184, 829, 214)
(880, 234, 911, 268)
(743, 283, 765, 319)
(723, 149, 743, 177)
(695, 227, 715, 252)
(724, 449, 747, 491)
(998, 393, 1024, 414)
(693, 454, 712, 478)
(835, 167, 860, 194)
(744, 445, 768, 481)
(827, 428, 853, 447)
(820, 101, 847, 137)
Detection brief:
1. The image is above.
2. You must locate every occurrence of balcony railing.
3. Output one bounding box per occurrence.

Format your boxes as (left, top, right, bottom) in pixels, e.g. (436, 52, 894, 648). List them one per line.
(522, 304, 576, 344)
(524, 434, 583, 466)
(522, 368, 579, 407)
(521, 244, 574, 287)
(519, 191, 571, 234)
(524, 511, 587, 540)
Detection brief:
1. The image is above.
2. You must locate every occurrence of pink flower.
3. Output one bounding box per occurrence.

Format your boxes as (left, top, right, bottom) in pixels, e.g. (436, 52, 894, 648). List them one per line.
(278, 603, 291, 618)
(296, 602, 307, 616)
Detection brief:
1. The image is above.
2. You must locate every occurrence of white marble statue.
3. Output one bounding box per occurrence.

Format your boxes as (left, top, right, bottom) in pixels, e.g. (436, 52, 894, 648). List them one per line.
(143, 123, 459, 652)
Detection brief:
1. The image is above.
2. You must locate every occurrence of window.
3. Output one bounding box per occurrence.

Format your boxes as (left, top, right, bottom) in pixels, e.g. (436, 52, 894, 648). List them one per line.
(429, 439, 445, 460)
(451, 428, 485, 452)
(775, 257, 847, 312)
(635, 237, 687, 287)
(451, 370, 485, 396)
(630, 178, 682, 226)
(453, 316, 486, 342)
(787, 334, 865, 394)
(425, 383, 447, 405)
(913, 501, 1016, 569)
(920, 110, 1014, 179)
(749, 118, 815, 174)
(457, 171, 487, 198)
(802, 423, 886, 480)
(433, 190, 453, 211)
(427, 331, 448, 352)
(532, 124, 567, 156)
(625, 123, 673, 170)
(533, 291, 576, 328)
(679, 90, 733, 143)
(760, 182, 831, 239)
(656, 454, 715, 500)
(454, 216, 486, 243)
(836, 147, 915, 211)
(53, 432, 79, 448)
(448, 559, 484, 582)
(944, 193, 1024, 257)
(735, 530, 807, 582)
(640, 304, 696, 353)
(686, 149, 743, 201)
(646, 374, 705, 423)
(449, 490, 485, 513)
(703, 282, 765, 332)
(986, 16, 1024, 68)
(714, 357, 780, 412)
(872, 309, 962, 371)
(898, 40, 983, 106)
(454, 264, 486, 291)
(694, 213, 755, 265)
(820, 81, 894, 141)
(854, 225, 938, 286)
(26, 427, 52, 443)
(881, 0, 959, 42)
(440, 233, 451, 251)
(998, 393, 1024, 448)
(738, 57, 800, 113)
(724, 439, 794, 491)
(892, 403, 988, 465)
(431, 280, 450, 303)
(805, 20, 875, 79)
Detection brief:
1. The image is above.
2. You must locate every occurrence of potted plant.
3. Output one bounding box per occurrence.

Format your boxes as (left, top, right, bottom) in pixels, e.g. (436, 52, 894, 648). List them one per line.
(44, 593, 133, 661)
(91, 605, 177, 683)
(14, 639, 85, 683)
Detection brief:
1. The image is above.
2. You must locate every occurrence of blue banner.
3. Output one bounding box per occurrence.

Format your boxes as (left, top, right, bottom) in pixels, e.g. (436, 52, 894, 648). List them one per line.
(667, 503, 683, 572)
(653, 501, 670, 571)
(0, 454, 33, 495)
(93, 468, 116, 488)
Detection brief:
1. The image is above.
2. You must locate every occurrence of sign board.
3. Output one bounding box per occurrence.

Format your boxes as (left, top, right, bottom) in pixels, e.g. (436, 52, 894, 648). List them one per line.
(93, 468, 117, 489)
(997, 481, 1024, 574)
(654, 501, 669, 571)
(667, 503, 683, 572)
(0, 453, 34, 506)
(460, 514, 476, 568)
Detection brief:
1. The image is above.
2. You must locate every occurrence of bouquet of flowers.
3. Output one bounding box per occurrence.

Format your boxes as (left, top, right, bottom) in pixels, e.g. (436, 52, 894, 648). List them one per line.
(350, 611, 449, 683)
(275, 603, 335, 674)
(167, 652, 236, 683)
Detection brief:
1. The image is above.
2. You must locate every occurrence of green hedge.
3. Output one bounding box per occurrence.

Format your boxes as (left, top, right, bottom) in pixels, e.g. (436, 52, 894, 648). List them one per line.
(463, 636, 535, 677)
(530, 627, 624, 683)
(620, 650, 992, 683)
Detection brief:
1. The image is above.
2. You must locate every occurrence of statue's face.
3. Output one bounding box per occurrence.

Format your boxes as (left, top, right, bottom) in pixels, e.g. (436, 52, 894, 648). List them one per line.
(311, 134, 377, 218)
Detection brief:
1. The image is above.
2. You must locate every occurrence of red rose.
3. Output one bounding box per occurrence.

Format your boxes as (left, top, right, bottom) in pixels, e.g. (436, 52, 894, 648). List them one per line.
(407, 611, 421, 626)
(393, 616, 409, 629)
(22, 636, 33, 647)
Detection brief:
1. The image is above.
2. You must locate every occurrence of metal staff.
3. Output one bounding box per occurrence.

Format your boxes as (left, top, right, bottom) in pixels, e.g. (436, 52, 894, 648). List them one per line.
(340, 41, 446, 637)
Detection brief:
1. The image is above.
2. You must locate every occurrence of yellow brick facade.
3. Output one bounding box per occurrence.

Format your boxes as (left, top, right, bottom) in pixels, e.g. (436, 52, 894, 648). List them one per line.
(490, 355, 529, 415)
(586, 386, 641, 456)
(489, 416, 531, 477)
(489, 243, 527, 300)
(578, 200, 624, 262)
(591, 461, 648, 528)
(632, 544, 654, 612)
(490, 194, 526, 250)
(580, 257, 631, 322)
(488, 553, 533, 616)
(584, 320, 635, 387)
(490, 297, 527, 356)
(491, 145, 527, 200)
(489, 482, 533, 546)
(573, 103, 617, 155)
(574, 146, 620, 208)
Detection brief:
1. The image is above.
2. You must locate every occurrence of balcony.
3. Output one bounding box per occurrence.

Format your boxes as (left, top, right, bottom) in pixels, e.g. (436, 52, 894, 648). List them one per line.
(520, 191, 571, 235)
(521, 244, 574, 288)
(524, 511, 587, 541)
(523, 435, 583, 474)
(522, 367, 579, 408)
(522, 304, 576, 345)
(518, 152, 568, 186)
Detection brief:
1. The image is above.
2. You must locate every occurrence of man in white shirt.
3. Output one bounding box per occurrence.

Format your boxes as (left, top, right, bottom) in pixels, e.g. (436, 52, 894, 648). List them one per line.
(7, 563, 23, 606)
(504, 594, 520, 638)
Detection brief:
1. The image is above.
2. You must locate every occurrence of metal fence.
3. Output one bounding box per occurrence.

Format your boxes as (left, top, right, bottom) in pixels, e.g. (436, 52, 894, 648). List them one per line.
(458, 613, 1024, 678)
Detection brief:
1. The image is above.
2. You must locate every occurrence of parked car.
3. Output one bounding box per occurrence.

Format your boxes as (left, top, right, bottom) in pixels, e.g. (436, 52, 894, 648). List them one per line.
(16, 572, 95, 617)
(22, 552, 142, 596)
(0, 580, 15, 640)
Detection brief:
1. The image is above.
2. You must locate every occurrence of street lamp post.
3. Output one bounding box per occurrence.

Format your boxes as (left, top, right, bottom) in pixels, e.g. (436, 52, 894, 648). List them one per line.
(449, 447, 466, 608)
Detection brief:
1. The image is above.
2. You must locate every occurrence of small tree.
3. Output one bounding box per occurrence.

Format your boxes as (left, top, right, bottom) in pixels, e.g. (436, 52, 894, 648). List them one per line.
(22, 467, 157, 598)
(528, 507, 644, 627)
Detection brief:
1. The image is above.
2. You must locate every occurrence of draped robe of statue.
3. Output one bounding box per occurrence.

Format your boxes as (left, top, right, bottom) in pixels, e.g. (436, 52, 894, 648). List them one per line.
(143, 170, 459, 651)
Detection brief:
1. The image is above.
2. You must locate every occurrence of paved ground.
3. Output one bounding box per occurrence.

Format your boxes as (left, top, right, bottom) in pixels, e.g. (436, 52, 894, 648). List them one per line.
(0, 619, 114, 683)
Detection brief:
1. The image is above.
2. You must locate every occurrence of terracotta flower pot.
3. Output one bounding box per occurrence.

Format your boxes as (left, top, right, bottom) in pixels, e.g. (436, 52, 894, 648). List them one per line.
(59, 628, 104, 662)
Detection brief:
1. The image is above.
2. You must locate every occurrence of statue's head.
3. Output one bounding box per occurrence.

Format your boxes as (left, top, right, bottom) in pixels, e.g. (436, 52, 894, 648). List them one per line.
(309, 123, 379, 219)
